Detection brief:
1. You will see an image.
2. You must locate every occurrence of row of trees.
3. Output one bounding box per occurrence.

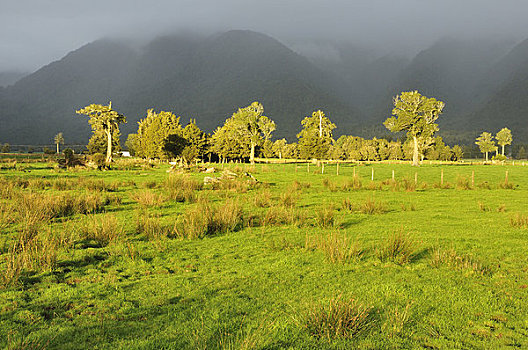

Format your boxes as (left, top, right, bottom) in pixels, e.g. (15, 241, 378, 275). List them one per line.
(475, 128, 513, 162)
(74, 92, 514, 166)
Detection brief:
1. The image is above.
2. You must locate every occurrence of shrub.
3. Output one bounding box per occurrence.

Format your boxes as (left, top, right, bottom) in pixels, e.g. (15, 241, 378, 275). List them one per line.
(135, 211, 172, 241)
(261, 206, 305, 227)
(322, 178, 338, 192)
(341, 177, 362, 191)
(305, 232, 362, 263)
(377, 230, 418, 265)
(279, 192, 297, 208)
(301, 296, 374, 340)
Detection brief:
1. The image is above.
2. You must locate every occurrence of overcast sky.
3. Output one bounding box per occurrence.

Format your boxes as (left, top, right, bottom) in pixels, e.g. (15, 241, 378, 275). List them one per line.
(1, 0, 528, 72)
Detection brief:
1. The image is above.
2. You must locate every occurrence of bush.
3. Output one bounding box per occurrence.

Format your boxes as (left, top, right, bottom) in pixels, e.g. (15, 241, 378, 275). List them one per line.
(315, 205, 337, 228)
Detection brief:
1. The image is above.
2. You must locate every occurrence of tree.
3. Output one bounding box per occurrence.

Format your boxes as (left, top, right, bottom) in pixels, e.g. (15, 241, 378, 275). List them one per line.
(181, 119, 209, 164)
(384, 91, 445, 166)
(136, 109, 184, 159)
(496, 128, 513, 156)
(76, 102, 126, 162)
(125, 134, 138, 156)
(475, 132, 496, 162)
(272, 139, 288, 159)
(87, 129, 121, 155)
(517, 146, 526, 160)
(0, 143, 10, 153)
(54, 132, 64, 154)
(451, 145, 463, 161)
(230, 102, 275, 164)
(297, 110, 336, 160)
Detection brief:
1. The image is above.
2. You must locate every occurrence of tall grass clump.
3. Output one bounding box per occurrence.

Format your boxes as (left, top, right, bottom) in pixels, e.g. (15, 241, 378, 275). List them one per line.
(341, 177, 362, 191)
(135, 211, 172, 241)
(315, 205, 337, 228)
(430, 248, 492, 275)
(510, 213, 528, 229)
(301, 296, 374, 340)
(305, 232, 362, 263)
(279, 192, 297, 208)
(322, 178, 338, 192)
(456, 176, 472, 190)
(253, 189, 272, 208)
(78, 214, 124, 246)
(261, 206, 305, 227)
(341, 197, 388, 215)
(377, 229, 418, 265)
(163, 174, 202, 202)
(175, 198, 243, 239)
(131, 190, 166, 207)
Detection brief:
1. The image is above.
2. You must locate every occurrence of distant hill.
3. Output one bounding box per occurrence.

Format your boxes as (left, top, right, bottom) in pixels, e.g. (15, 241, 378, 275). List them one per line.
(0, 30, 359, 145)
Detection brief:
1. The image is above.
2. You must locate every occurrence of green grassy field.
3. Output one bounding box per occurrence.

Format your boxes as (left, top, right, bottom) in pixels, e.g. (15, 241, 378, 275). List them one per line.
(1, 159, 528, 349)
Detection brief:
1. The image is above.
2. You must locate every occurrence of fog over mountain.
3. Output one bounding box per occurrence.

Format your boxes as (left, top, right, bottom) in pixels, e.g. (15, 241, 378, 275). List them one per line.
(2, 1, 528, 145)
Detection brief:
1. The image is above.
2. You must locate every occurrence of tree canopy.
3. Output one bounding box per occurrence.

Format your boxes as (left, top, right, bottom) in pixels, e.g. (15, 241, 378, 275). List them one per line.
(384, 91, 445, 166)
(297, 110, 336, 160)
(76, 102, 126, 162)
(475, 131, 496, 162)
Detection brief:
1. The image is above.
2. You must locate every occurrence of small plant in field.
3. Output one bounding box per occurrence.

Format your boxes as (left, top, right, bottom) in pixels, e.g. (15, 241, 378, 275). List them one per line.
(315, 205, 337, 228)
(358, 197, 388, 215)
(498, 181, 515, 190)
(175, 198, 243, 239)
(289, 180, 310, 193)
(477, 181, 491, 190)
(322, 178, 338, 192)
(78, 214, 124, 246)
(496, 204, 506, 212)
(341, 177, 362, 191)
(135, 211, 172, 241)
(279, 192, 297, 208)
(261, 206, 305, 227)
(400, 203, 416, 212)
(253, 189, 273, 208)
(456, 176, 472, 190)
(477, 201, 490, 212)
(305, 232, 362, 263)
(383, 302, 414, 338)
(301, 296, 374, 340)
(510, 213, 528, 229)
(430, 248, 491, 275)
(131, 190, 165, 207)
(377, 229, 418, 265)
(341, 198, 354, 211)
(143, 180, 158, 189)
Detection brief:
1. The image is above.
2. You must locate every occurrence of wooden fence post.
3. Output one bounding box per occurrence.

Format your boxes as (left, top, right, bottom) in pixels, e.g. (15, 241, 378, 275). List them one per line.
(392, 170, 395, 181)
(414, 172, 418, 185)
(471, 170, 475, 187)
(371, 168, 374, 181)
(441, 169, 444, 186)
(336, 162, 339, 176)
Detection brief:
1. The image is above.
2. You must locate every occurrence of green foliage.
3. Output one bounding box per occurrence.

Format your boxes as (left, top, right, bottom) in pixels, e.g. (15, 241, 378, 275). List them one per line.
(124, 133, 138, 156)
(181, 119, 209, 164)
(136, 109, 184, 159)
(76, 102, 126, 162)
(475, 132, 496, 161)
(495, 127, 512, 156)
(87, 128, 121, 155)
(1, 143, 10, 153)
(297, 110, 336, 159)
(384, 91, 445, 166)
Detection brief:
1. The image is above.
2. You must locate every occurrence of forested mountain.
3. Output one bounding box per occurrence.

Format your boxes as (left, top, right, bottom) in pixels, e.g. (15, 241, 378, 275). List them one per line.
(0, 30, 358, 144)
(1, 30, 528, 145)
(0, 71, 28, 87)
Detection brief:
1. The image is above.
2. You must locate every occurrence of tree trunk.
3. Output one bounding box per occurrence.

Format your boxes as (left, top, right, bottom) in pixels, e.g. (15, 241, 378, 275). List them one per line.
(56, 143, 59, 154)
(250, 142, 255, 164)
(485, 151, 488, 162)
(502, 145, 505, 156)
(412, 136, 419, 166)
(106, 129, 112, 163)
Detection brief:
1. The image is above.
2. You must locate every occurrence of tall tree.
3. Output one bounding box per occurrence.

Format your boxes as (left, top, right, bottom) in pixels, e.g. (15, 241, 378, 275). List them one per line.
(297, 110, 336, 160)
(181, 119, 209, 164)
(496, 128, 513, 156)
(384, 91, 445, 166)
(54, 132, 64, 154)
(136, 109, 184, 159)
(475, 132, 496, 162)
(230, 102, 275, 164)
(76, 102, 126, 162)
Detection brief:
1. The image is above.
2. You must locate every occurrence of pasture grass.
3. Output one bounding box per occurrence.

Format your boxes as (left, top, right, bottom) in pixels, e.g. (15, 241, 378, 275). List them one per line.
(0, 160, 528, 348)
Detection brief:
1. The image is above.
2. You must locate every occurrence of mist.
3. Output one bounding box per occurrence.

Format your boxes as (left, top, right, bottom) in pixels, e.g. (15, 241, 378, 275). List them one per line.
(2, 0, 528, 72)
